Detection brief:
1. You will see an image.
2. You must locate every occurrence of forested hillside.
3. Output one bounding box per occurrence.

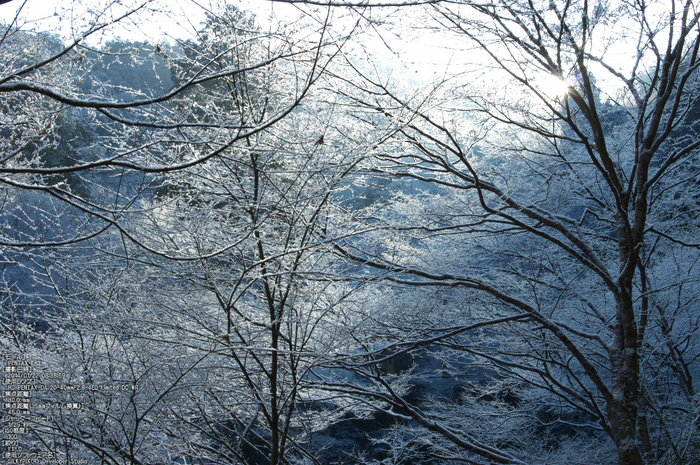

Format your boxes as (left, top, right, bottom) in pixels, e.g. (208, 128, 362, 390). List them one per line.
(1, 1, 698, 465)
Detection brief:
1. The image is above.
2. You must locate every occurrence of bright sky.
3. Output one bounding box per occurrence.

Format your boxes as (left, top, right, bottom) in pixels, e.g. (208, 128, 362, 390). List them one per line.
(0, 0, 305, 43)
(0, 0, 644, 98)
(0, 0, 446, 86)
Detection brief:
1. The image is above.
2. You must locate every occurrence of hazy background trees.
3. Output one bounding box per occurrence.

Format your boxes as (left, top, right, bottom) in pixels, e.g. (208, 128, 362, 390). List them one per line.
(0, 0, 334, 250)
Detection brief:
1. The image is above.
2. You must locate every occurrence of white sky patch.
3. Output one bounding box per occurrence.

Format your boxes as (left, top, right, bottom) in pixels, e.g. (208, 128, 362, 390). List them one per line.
(0, 0, 305, 44)
(0, 0, 671, 100)
(0, 0, 513, 87)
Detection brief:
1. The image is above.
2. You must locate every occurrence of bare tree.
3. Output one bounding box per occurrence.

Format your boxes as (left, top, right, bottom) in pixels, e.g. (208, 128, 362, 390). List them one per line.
(1, 3, 369, 464)
(308, 0, 700, 464)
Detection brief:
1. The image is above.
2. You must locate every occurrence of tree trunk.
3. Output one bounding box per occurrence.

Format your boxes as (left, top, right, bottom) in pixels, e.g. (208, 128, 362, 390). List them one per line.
(607, 294, 645, 465)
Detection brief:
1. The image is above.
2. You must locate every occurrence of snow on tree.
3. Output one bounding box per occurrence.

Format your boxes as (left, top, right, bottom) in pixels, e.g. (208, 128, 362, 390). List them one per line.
(305, 0, 700, 464)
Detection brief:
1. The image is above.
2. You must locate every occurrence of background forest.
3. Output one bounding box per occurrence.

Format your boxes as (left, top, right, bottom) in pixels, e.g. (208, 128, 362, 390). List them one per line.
(0, 1, 699, 464)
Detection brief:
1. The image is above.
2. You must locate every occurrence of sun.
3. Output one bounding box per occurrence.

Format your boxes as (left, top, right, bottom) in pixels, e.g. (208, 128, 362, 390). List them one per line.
(536, 73, 572, 100)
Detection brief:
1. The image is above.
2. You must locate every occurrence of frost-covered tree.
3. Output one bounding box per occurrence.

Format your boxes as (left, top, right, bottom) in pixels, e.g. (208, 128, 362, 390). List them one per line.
(303, 0, 700, 464)
(0, 2, 367, 464)
(13, 121, 364, 462)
